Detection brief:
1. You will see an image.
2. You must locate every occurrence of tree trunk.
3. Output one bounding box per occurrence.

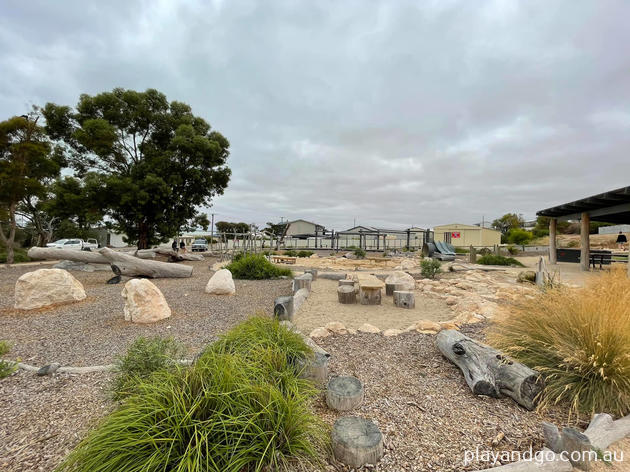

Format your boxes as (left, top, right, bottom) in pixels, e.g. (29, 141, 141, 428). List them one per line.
(135, 248, 204, 261)
(436, 329, 543, 410)
(4, 202, 17, 264)
(137, 221, 149, 250)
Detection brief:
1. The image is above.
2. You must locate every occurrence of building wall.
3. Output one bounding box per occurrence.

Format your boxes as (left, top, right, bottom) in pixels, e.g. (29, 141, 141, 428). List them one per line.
(598, 224, 630, 235)
(285, 220, 318, 236)
(433, 224, 501, 247)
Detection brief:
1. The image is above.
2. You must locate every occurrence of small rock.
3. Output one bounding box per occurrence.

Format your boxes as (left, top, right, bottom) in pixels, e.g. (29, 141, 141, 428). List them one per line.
(37, 362, 60, 376)
(445, 296, 458, 306)
(309, 327, 331, 338)
(325, 321, 349, 335)
(383, 328, 403, 337)
(439, 321, 459, 330)
(358, 323, 381, 334)
(412, 320, 442, 332)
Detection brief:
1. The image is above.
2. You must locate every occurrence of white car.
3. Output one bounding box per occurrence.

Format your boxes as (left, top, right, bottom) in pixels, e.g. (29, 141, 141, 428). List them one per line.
(191, 238, 209, 252)
(46, 238, 99, 251)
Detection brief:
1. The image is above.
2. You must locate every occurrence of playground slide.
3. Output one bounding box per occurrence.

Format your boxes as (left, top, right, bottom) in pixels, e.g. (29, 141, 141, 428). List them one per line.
(435, 241, 456, 256)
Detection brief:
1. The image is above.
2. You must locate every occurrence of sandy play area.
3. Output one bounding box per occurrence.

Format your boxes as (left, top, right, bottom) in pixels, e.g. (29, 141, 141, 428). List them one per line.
(293, 278, 452, 333)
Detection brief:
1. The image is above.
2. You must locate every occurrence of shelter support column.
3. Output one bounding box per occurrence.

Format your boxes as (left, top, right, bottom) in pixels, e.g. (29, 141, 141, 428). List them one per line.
(580, 212, 590, 271)
(549, 218, 557, 264)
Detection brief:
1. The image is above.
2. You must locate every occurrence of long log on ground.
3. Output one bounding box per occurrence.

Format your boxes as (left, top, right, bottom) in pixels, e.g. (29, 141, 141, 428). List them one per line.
(583, 413, 630, 450)
(135, 248, 204, 261)
(100, 248, 193, 278)
(436, 329, 543, 410)
(28, 247, 193, 278)
(28, 247, 109, 264)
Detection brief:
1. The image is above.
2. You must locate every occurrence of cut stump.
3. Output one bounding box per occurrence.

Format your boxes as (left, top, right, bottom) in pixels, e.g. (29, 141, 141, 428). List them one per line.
(359, 287, 381, 305)
(326, 376, 364, 411)
(337, 285, 357, 304)
(385, 282, 404, 296)
(292, 273, 312, 294)
(304, 269, 318, 280)
(393, 290, 415, 309)
(332, 416, 384, 468)
(338, 279, 355, 287)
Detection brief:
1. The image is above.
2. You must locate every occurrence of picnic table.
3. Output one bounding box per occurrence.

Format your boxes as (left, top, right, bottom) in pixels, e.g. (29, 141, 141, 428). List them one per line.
(270, 255, 297, 265)
(353, 273, 384, 305)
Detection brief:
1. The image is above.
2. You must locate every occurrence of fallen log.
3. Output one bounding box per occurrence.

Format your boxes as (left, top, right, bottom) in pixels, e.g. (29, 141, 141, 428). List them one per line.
(28, 247, 193, 279)
(28, 247, 108, 264)
(100, 248, 193, 278)
(135, 248, 204, 262)
(436, 329, 543, 410)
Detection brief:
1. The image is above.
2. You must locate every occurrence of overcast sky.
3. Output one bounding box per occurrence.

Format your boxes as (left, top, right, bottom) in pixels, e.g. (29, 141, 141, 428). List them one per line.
(2, 0, 629, 231)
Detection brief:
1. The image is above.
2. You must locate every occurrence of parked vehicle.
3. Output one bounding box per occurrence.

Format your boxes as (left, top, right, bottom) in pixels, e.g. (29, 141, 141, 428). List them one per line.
(191, 238, 209, 252)
(46, 238, 99, 251)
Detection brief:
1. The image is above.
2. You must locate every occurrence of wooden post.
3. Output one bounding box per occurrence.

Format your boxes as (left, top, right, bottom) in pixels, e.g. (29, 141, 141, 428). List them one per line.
(469, 245, 477, 264)
(549, 218, 557, 264)
(580, 212, 590, 271)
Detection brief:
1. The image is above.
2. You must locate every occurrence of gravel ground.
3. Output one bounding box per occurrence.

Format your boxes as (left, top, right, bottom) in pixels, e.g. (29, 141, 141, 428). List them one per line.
(0, 260, 291, 366)
(314, 324, 571, 472)
(0, 370, 114, 472)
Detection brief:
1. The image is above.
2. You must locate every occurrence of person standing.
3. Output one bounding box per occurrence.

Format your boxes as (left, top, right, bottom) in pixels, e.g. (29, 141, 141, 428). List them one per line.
(616, 231, 627, 249)
(172, 240, 178, 252)
(179, 240, 187, 253)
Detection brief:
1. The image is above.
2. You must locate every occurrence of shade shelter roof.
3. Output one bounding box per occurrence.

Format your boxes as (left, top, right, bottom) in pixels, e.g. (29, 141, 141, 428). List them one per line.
(537, 186, 630, 223)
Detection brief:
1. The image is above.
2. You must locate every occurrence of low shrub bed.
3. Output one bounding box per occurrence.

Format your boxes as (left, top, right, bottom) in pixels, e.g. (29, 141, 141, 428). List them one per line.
(490, 268, 630, 418)
(225, 254, 293, 279)
(58, 317, 328, 472)
(0, 246, 30, 263)
(297, 250, 313, 258)
(476, 254, 524, 267)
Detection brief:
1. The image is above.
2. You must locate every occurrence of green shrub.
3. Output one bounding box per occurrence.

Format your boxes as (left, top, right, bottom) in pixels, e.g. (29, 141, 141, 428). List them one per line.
(566, 239, 579, 248)
(477, 254, 524, 267)
(57, 318, 327, 472)
(0, 247, 30, 263)
(353, 248, 366, 259)
(506, 228, 533, 245)
(421, 259, 441, 278)
(112, 337, 184, 400)
(0, 341, 17, 379)
(284, 249, 297, 257)
(226, 254, 293, 279)
(507, 245, 519, 255)
(297, 250, 313, 258)
(490, 268, 630, 418)
(478, 247, 492, 256)
(454, 247, 469, 254)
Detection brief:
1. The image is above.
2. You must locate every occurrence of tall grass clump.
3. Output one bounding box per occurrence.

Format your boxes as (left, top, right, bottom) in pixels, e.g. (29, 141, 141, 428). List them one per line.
(489, 268, 630, 418)
(57, 317, 328, 472)
(477, 254, 524, 267)
(226, 253, 293, 279)
(112, 336, 184, 400)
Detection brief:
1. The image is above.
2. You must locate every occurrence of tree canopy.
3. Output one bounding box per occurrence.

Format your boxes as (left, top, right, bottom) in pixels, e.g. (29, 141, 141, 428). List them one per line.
(0, 114, 62, 262)
(42, 88, 230, 248)
(491, 213, 524, 235)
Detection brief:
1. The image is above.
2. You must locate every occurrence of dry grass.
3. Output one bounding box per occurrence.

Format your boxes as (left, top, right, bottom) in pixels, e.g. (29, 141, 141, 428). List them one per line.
(489, 267, 630, 419)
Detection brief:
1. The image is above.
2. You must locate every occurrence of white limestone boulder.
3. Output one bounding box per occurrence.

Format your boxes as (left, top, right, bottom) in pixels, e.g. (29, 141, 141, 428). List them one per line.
(14, 268, 87, 310)
(205, 269, 236, 295)
(121, 279, 171, 324)
(384, 271, 416, 291)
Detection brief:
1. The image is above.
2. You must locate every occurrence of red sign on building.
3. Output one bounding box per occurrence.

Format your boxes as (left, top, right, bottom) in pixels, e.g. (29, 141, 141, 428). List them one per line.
(451, 232, 461, 238)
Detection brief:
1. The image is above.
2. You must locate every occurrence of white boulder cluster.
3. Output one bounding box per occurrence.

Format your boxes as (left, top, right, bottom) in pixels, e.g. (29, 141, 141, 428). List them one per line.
(14, 266, 237, 325)
(416, 270, 537, 326)
(309, 318, 459, 339)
